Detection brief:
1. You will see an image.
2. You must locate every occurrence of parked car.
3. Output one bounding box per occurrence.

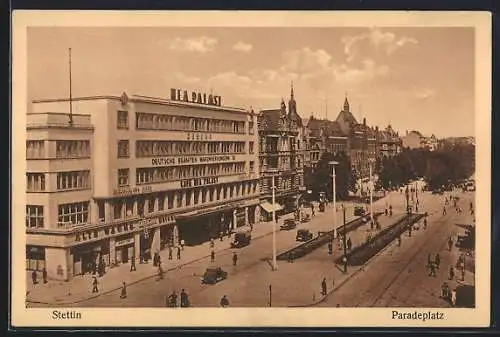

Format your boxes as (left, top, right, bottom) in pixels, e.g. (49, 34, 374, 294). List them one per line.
(301, 214, 311, 223)
(354, 206, 366, 216)
(201, 266, 228, 285)
(280, 219, 298, 231)
(296, 229, 313, 242)
(230, 229, 251, 248)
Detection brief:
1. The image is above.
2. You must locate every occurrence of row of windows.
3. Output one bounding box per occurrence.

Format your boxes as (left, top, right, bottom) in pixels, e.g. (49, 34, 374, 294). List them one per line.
(110, 182, 259, 220)
(56, 140, 91, 158)
(135, 162, 247, 185)
(135, 140, 247, 158)
(58, 202, 89, 226)
(134, 112, 248, 134)
(57, 171, 91, 191)
(26, 173, 45, 192)
(26, 141, 45, 159)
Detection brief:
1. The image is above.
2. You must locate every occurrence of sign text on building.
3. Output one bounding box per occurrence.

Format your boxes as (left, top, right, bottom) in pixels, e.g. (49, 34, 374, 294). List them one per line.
(151, 155, 234, 167)
(171, 88, 222, 107)
(113, 185, 152, 197)
(180, 177, 219, 188)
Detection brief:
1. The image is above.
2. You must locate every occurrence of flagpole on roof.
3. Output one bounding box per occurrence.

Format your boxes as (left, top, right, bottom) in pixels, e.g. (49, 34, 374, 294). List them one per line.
(68, 48, 74, 125)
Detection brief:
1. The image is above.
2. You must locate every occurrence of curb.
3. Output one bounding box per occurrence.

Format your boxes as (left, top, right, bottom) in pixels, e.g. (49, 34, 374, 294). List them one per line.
(27, 228, 276, 306)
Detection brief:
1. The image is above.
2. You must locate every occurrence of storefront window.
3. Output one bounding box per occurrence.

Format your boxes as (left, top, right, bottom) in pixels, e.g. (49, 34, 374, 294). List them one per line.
(26, 246, 45, 271)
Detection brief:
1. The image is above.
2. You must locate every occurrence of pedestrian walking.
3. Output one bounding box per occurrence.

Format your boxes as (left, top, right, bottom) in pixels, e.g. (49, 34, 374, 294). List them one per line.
(397, 235, 402, 246)
(461, 266, 465, 281)
(429, 262, 437, 277)
(328, 241, 333, 255)
(220, 295, 229, 307)
(168, 246, 173, 260)
(347, 237, 352, 251)
(448, 237, 453, 251)
(441, 282, 448, 299)
(435, 253, 441, 269)
(180, 289, 189, 308)
(153, 252, 158, 267)
(449, 266, 455, 280)
(92, 276, 99, 293)
(321, 278, 327, 296)
(180, 239, 185, 250)
(169, 291, 178, 307)
(130, 257, 137, 271)
(177, 246, 181, 260)
(451, 288, 457, 307)
(120, 282, 127, 299)
(232, 252, 238, 266)
(389, 205, 393, 216)
(210, 238, 215, 249)
(423, 217, 427, 229)
(443, 206, 447, 216)
(427, 253, 433, 269)
(220, 231, 224, 241)
(211, 250, 215, 263)
(158, 262, 164, 280)
(385, 208, 388, 216)
(31, 270, 38, 285)
(42, 268, 47, 284)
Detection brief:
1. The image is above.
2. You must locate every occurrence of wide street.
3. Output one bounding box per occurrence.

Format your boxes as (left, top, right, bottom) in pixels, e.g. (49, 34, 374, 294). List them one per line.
(28, 182, 474, 308)
(316, 188, 475, 308)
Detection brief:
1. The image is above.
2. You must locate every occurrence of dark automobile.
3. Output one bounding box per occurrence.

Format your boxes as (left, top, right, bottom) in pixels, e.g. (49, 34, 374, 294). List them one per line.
(296, 229, 313, 242)
(280, 219, 298, 231)
(230, 229, 251, 248)
(354, 206, 366, 216)
(301, 214, 311, 223)
(201, 267, 228, 285)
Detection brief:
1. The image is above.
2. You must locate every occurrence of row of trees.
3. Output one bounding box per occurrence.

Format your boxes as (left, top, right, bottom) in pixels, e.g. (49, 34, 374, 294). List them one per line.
(304, 151, 358, 201)
(304, 142, 475, 200)
(377, 143, 475, 190)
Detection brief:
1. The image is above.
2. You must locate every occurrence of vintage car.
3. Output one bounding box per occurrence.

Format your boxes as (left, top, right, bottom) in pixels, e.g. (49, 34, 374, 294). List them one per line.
(230, 229, 251, 248)
(280, 219, 298, 231)
(354, 206, 366, 216)
(301, 213, 311, 223)
(296, 228, 313, 242)
(201, 266, 228, 285)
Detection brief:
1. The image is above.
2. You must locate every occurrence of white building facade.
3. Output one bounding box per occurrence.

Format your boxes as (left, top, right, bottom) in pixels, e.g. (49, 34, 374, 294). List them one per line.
(26, 91, 260, 281)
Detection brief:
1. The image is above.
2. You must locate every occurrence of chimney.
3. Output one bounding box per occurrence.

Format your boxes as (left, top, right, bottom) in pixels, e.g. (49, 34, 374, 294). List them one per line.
(363, 117, 366, 126)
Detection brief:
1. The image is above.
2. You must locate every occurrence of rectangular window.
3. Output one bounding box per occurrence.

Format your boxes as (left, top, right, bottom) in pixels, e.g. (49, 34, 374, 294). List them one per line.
(249, 121, 254, 134)
(56, 171, 91, 191)
(117, 111, 129, 129)
(26, 205, 44, 228)
(118, 140, 130, 158)
(114, 202, 122, 220)
(148, 196, 155, 213)
(26, 173, 45, 192)
(57, 202, 89, 226)
(118, 168, 129, 187)
(55, 140, 90, 158)
(26, 141, 45, 159)
(249, 161, 255, 173)
(158, 193, 165, 211)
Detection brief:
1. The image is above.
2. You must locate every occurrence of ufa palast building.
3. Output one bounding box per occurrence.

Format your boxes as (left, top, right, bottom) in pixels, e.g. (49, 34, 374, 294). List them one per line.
(26, 90, 260, 280)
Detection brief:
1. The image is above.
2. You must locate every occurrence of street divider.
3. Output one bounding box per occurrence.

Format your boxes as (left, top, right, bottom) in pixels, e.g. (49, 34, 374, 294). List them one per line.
(338, 213, 425, 266)
(276, 212, 384, 261)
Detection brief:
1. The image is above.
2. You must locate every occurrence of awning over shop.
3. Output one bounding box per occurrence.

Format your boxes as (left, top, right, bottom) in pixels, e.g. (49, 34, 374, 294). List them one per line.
(260, 201, 283, 213)
(175, 202, 241, 220)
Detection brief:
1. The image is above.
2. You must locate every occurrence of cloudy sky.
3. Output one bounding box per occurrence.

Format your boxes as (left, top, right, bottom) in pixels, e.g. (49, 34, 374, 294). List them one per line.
(27, 27, 474, 137)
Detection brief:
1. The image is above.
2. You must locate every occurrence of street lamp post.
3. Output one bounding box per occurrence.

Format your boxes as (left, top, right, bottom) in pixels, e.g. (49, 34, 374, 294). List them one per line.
(271, 175, 278, 271)
(329, 161, 339, 239)
(342, 203, 347, 273)
(369, 161, 374, 227)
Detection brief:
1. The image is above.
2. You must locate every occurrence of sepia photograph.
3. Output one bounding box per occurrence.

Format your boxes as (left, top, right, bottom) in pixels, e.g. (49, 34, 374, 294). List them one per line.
(11, 11, 491, 327)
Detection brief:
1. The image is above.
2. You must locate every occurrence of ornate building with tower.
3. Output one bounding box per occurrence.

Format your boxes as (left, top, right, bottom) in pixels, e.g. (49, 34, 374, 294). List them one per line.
(258, 84, 306, 221)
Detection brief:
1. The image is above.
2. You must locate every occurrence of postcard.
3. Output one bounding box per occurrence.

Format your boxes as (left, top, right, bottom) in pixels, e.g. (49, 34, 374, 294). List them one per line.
(11, 10, 491, 328)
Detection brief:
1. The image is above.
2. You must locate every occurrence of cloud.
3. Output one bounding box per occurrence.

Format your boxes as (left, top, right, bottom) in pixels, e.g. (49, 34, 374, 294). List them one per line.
(341, 28, 418, 61)
(173, 72, 202, 84)
(165, 36, 218, 52)
(414, 87, 435, 99)
(233, 41, 253, 53)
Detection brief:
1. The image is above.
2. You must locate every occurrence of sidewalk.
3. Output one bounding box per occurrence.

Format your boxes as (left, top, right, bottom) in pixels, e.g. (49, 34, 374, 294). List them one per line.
(26, 217, 281, 306)
(26, 205, 342, 306)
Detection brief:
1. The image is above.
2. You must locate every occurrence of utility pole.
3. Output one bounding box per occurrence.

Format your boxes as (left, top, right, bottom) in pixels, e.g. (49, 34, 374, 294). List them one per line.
(330, 161, 339, 240)
(369, 161, 374, 227)
(68, 48, 74, 125)
(269, 284, 272, 307)
(272, 175, 277, 271)
(342, 204, 348, 273)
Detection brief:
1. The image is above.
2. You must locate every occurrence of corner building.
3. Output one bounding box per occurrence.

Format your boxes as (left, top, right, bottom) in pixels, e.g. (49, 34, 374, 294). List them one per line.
(26, 92, 260, 281)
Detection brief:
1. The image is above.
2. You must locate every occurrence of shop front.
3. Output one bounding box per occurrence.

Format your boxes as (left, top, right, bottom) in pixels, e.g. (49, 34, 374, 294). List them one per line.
(26, 245, 45, 271)
(160, 223, 179, 249)
(176, 205, 238, 246)
(259, 200, 284, 222)
(71, 240, 110, 276)
(114, 235, 135, 264)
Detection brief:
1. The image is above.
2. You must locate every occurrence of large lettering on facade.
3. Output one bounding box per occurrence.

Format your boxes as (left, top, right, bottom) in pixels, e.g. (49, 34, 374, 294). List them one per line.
(151, 155, 234, 166)
(170, 88, 222, 107)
